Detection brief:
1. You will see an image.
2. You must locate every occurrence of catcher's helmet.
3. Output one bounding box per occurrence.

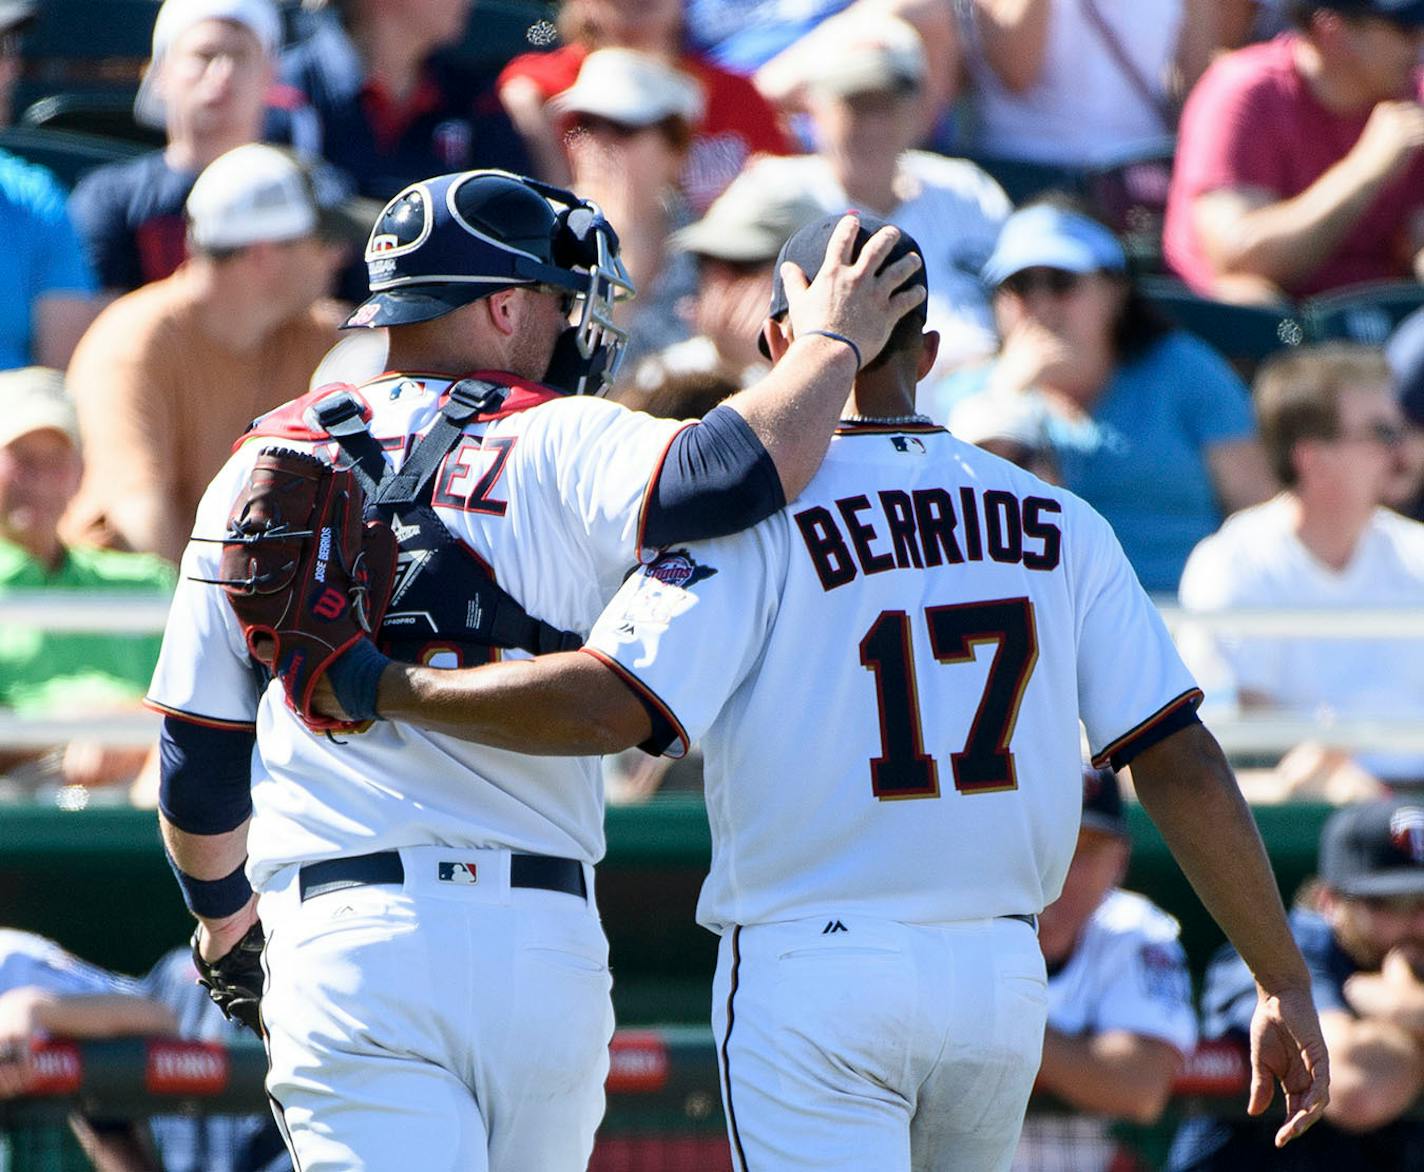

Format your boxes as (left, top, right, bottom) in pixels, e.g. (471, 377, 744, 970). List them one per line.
(343, 170, 634, 395)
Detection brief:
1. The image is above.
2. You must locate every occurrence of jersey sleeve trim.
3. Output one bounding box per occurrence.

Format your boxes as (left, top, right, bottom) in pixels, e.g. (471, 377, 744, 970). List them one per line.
(634, 420, 697, 563)
(579, 647, 689, 759)
(143, 697, 258, 732)
(1091, 688, 1204, 770)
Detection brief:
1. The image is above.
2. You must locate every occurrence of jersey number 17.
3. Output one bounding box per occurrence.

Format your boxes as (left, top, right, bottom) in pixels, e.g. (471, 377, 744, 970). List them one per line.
(859, 597, 1038, 801)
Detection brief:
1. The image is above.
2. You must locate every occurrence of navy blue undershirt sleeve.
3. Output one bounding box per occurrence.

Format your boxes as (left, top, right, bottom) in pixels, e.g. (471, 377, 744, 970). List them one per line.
(157, 715, 256, 835)
(1108, 704, 1202, 770)
(643, 406, 786, 548)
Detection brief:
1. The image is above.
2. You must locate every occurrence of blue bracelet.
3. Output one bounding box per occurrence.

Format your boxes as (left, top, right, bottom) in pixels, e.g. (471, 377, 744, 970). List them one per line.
(805, 329, 862, 371)
(326, 638, 391, 723)
(167, 855, 252, 920)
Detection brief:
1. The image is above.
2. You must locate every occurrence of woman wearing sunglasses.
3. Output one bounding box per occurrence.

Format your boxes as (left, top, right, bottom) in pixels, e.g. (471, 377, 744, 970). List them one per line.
(932, 199, 1278, 593)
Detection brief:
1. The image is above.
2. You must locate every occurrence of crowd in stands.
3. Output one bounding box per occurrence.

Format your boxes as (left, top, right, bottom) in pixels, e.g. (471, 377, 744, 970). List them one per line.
(3, 0, 1424, 1165)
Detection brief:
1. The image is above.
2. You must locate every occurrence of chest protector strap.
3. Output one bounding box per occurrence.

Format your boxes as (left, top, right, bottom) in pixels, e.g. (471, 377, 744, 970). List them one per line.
(312, 381, 582, 663)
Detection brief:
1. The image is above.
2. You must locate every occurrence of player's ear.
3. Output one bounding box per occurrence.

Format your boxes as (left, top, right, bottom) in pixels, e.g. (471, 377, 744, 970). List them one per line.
(763, 316, 793, 362)
(485, 288, 521, 337)
(915, 330, 941, 381)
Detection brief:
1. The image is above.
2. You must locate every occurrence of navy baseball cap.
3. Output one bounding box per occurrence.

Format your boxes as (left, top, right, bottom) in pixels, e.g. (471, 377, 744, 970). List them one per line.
(757, 212, 928, 358)
(1080, 765, 1127, 838)
(1320, 800, 1424, 898)
(344, 170, 590, 330)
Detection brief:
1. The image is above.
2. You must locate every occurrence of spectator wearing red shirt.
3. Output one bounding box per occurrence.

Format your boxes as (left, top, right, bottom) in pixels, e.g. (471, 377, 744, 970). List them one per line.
(498, 0, 791, 211)
(1164, 0, 1424, 304)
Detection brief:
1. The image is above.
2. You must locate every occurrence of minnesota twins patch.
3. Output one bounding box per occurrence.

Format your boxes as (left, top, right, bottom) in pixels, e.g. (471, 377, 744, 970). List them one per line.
(646, 549, 718, 588)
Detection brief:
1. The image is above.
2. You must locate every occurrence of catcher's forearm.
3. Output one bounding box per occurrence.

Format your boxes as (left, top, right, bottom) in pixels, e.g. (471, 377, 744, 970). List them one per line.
(377, 652, 652, 756)
(1130, 724, 1311, 993)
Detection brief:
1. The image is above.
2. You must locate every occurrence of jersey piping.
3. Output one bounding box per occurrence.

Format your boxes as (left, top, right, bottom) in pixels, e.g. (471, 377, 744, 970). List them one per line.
(579, 647, 689, 758)
(1091, 687, 1204, 769)
(143, 697, 258, 732)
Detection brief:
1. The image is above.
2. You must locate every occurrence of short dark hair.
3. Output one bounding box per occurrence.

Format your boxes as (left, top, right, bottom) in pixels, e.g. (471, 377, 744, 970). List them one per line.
(1253, 343, 1393, 486)
(861, 307, 930, 372)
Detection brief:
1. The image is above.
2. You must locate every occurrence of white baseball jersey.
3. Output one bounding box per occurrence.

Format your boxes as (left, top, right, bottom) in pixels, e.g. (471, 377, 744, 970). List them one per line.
(147, 373, 684, 888)
(585, 423, 1201, 932)
(1012, 890, 1197, 1172)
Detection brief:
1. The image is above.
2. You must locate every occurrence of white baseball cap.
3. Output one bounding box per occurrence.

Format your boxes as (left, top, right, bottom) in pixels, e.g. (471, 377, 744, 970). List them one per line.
(134, 0, 283, 128)
(186, 144, 371, 252)
(670, 159, 824, 264)
(0, 368, 78, 451)
(552, 48, 704, 128)
(803, 16, 926, 98)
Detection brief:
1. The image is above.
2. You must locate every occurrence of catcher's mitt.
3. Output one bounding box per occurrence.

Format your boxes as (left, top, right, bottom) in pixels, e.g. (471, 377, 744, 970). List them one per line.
(192, 921, 265, 1036)
(212, 447, 397, 732)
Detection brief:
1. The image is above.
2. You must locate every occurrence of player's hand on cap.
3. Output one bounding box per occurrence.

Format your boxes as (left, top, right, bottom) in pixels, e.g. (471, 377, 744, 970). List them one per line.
(781, 214, 925, 368)
(1247, 981, 1330, 1147)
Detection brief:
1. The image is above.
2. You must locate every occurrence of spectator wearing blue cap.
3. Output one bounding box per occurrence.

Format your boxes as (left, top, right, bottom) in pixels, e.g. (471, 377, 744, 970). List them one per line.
(1171, 798, 1424, 1169)
(930, 198, 1277, 592)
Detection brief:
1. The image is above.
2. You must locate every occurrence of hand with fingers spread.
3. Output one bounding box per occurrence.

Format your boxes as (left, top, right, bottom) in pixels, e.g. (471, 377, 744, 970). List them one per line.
(1248, 982, 1331, 1147)
(780, 214, 928, 368)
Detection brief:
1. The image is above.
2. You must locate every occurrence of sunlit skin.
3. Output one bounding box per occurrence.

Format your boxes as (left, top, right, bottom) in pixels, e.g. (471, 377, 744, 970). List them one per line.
(567, 0, 682, 53)
(695, 258, 778, 373)
(990, 268, 1124, 405)
(1296, 380, 1407, 519)
(1334, 17, 1424, 105)
(158, 18, 271, 161)
(0, 429, 81, 572)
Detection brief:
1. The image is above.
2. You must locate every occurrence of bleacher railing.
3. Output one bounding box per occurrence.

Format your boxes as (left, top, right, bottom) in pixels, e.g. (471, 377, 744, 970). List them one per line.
(5, 591, 1424, 757)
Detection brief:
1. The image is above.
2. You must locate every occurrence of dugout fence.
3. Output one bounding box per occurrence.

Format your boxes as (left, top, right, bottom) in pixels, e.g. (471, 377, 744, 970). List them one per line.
(0, 1031, 1266, 1172)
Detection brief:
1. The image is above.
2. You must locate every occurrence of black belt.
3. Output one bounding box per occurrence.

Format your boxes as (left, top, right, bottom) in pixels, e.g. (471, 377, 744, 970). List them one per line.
(1001, 913, 1038, 931)
(298, 850, 587, 902)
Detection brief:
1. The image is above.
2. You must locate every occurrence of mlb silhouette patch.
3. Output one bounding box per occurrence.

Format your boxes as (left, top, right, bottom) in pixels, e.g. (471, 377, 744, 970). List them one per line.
(438, 861, 478, 884)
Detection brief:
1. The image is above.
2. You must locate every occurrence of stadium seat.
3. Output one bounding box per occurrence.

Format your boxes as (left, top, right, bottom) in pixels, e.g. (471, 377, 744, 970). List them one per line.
(0, 125, 145, 189)
(20, 92, 162, 148)
(962, 155, 1085, 205)
(1302, 280, 1424, 346)
(12, 0, 154, 115)
(1138, 275, 1305, 372)
(1082, 137, 1176, 273)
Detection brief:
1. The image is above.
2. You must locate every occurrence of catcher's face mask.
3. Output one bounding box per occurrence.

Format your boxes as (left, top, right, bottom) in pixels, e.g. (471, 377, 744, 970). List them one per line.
(342, 170, 634, 396)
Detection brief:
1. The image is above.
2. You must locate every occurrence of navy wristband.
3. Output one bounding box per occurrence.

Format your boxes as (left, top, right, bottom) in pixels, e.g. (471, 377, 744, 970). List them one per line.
(326, 638, 391, 722)
(805, 329, 862, 371)
(167, 856, 252, 920)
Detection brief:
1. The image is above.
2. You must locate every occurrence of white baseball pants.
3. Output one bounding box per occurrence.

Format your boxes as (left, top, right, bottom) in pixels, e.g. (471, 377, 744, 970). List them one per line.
(256, 845, 614, 1172)
(712, 915, 1047, 1172)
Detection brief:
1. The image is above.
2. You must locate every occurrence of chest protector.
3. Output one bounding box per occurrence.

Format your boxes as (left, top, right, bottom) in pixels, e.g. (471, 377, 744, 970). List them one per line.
(310, 379, 581, 667)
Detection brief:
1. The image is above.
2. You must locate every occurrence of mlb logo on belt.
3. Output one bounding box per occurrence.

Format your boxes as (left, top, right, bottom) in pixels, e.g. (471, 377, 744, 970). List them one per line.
(438, 861, 478, 884)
